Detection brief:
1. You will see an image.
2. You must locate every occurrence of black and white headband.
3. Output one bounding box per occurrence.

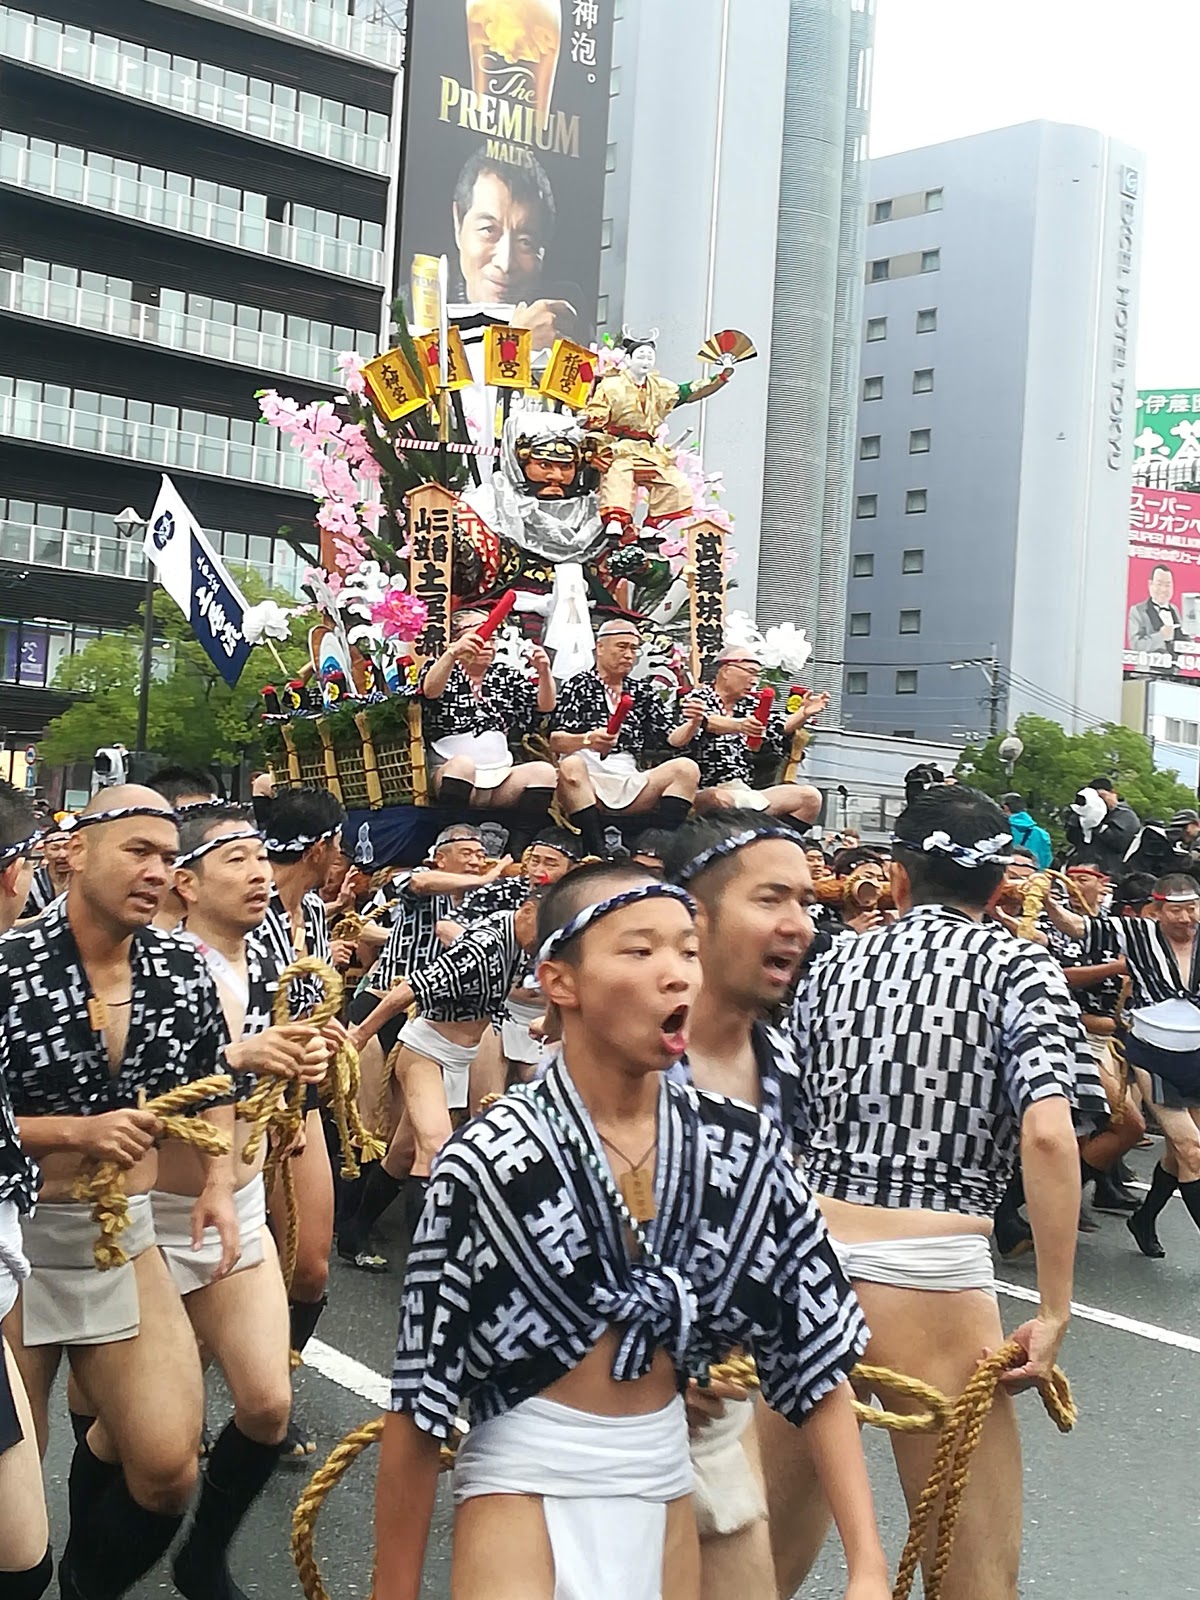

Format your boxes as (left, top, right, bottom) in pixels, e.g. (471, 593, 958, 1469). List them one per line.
(891, 828, 1011, 869)
(536, 881, 696, 966)
(59, 805, 180, 832)
(672, 823, 799, 887)
(175, 828, 264, 871)
(263, 825, 342, 856)
(0, 828, 44, 870)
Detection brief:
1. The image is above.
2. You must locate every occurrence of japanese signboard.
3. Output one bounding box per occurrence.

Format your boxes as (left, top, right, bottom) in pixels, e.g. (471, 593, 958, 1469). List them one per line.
(406, 482, 457, 667)
(413, 327, 474, 393)
(687, 518, 727, 687)
(539, 337, 596, 408)
(143, 475, 251, 689)
(1123, 485, 1200, 682)
(364, 347, 429, 422)
(483, 323, 533, 389)
(1133, 389, 1200, 472)
(397, 1, 617, 352)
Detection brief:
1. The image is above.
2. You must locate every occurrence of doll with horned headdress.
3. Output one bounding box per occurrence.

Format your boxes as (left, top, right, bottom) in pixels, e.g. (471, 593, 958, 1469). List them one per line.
(582, 326, 741, 544)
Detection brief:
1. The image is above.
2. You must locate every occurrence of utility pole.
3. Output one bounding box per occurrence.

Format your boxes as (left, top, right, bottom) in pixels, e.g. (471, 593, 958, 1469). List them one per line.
(986, 642, 1002, 738)
(950, 645, 1004, 738)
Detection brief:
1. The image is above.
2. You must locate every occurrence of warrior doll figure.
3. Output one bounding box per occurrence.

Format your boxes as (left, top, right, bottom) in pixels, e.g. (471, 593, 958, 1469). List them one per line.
(583, 329, 736, 543)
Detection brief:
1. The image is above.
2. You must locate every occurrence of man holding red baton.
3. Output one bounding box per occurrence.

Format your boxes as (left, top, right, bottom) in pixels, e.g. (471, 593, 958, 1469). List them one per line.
(418, 606, 559, 855)
(677, 647, 828, 826)
(551, 620, 701, 857)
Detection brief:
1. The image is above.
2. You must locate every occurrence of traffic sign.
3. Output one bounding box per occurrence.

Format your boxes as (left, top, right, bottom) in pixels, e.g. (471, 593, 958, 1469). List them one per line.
(24, 745, 36, 764)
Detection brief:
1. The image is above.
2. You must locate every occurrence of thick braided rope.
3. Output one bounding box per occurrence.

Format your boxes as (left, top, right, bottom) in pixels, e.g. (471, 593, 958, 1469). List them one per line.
(709, 1353, 951, 1436)
(715, 1345, 1073, 1599)
(891, 1338, 1075, 1600)
(73, 1074, 234, 1269)
(291, 1416, 463, 1600)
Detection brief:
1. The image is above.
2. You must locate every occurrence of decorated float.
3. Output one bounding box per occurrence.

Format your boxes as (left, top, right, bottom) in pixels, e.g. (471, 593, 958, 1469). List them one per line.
(254, 296, 815, 817)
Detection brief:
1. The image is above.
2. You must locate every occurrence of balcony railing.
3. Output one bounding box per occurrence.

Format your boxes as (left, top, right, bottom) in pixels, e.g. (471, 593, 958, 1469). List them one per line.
(0, 8, 390, 173)
(0, 517, 305, 598)
(1, 394, 309, 493)
(0, 134, 384, 285)
(189, 0, 404, 67)
(0, 269, 373, 384)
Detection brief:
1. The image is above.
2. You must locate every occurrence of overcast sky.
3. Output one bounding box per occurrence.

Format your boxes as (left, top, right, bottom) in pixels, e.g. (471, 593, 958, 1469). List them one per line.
(869, 0, 1197, 388)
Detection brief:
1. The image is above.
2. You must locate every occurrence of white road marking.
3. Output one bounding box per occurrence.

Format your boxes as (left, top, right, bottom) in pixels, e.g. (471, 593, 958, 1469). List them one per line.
(304, 1337, 390, 1408)
(995, 1280, 1200, 1354)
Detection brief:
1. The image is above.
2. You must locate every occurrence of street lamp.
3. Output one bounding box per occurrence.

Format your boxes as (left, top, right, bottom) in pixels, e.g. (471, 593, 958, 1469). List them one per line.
(998, 733, 1024, 778)
(114, 507, 154, 755)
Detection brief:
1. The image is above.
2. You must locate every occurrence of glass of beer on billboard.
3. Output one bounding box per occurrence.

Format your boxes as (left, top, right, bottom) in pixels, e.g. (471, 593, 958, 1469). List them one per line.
(465, 0, 562, 129)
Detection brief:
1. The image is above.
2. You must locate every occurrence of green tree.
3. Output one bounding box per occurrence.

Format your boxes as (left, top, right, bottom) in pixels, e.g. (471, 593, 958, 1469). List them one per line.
(40, 573, 310, 769)
(955, 714, 1196, 845)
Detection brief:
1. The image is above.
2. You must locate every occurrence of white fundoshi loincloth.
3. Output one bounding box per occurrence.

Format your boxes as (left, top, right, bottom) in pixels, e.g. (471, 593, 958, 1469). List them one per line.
(830, 1232, 996, 1295)
(152, 1175, 266, 1297)
(579, 749, 647, 811)
(708, 780, 769, 811)
(432, 729, 514, 793)
(501, 994, 545, 1065)
(19, 1195, 155, 1346)
(453, 1393, 693, 1600)
(398, 1015, 479, 1109)
(689, 1395, 767, 1538)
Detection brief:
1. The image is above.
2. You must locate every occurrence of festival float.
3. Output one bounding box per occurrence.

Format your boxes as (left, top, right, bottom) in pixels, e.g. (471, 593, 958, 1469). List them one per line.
(254, 297, 815, 834)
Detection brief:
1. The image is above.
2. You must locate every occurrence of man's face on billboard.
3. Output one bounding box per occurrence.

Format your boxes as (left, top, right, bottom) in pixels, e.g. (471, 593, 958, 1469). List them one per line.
(454, 171, 545, 304)
(1150, 566, 1174, 605)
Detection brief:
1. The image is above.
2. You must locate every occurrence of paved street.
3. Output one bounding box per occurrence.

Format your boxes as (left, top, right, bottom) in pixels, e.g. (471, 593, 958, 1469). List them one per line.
(40, 1141, 1200, 1599)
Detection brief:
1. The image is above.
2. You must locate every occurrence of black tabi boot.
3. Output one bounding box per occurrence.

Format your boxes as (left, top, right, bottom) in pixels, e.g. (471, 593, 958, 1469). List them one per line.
(62, 1473, 184, 1600)
(0, 1548, 53, 1600)
(506, 787, 556, 858)
(992, 1167, 1032, 1260)
(1083, 1160, 1140, 1214)
(1127, 1161, 1176, 1258)
(172, 1422, 282, 1600)
(568, 804, 608, 859)
(337, 1163, 403, 1270)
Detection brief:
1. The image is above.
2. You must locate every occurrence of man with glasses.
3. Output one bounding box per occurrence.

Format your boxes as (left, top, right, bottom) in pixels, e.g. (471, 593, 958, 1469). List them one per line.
(551, 620, 701, 857)
(677, 647, 827, 826)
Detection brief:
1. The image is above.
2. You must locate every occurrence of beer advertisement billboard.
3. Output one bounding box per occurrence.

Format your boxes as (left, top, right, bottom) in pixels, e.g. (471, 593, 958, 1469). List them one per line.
(1124, 485, 1200, 682)
(397, 1, 617, 353)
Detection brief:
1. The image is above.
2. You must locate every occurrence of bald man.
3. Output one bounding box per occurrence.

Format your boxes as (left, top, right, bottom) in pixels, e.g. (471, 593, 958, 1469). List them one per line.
(550, 620, 701, 855)
(677, 649, 826, 826)
(2, 786, 241, 1600)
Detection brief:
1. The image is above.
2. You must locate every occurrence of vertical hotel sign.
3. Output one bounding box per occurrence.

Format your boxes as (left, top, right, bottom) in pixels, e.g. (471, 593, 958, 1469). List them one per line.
(397, 1, 616, 347)
(1107, 163, 1140, 471)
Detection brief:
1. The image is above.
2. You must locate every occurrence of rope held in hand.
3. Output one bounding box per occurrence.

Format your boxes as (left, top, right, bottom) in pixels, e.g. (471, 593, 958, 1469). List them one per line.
(73, 1074, 234, 1269)
(288, 1344, 1075, 1600)
(238, 957, 384, 1310)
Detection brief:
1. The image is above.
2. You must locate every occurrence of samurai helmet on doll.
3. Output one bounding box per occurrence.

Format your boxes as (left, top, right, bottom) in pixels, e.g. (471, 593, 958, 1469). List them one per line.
(619, 324, 660, 357)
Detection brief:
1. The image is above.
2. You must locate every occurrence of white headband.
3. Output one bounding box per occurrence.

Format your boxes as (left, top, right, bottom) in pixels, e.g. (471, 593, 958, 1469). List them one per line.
(264, 825, 342, 856)
(175, 828, 263, 871)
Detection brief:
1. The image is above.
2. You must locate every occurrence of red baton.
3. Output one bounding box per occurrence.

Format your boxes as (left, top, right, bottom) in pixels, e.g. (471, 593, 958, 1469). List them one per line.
(606, 693, 635, 737)
(476, 591, 516, 641)
(747, 687, 775, 751)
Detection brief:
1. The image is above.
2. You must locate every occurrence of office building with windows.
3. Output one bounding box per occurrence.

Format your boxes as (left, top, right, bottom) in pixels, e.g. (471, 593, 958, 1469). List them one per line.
(842, 120, 1145, 741)
(0, 0, 401, 738)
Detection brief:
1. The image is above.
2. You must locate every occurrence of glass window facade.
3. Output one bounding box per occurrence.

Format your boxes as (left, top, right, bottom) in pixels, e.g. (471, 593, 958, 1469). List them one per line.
(0, 130, 384, 284)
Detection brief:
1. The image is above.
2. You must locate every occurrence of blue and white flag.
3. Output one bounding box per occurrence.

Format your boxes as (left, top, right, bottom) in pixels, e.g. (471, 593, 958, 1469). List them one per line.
(143, 475, 252, 688)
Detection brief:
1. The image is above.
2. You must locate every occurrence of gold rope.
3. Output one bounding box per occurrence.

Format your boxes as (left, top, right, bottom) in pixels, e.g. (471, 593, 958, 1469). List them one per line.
(73, 1074, 234, 1269)
(290, 1417, 460, 1600)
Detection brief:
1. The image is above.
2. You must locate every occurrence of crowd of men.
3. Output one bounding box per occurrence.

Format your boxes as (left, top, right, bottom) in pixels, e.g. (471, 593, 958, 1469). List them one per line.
(1, 625, 1198, 1600)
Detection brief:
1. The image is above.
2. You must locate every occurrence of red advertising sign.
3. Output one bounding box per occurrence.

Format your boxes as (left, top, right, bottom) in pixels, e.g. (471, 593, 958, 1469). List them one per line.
(1124, 485, 1200, 681)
